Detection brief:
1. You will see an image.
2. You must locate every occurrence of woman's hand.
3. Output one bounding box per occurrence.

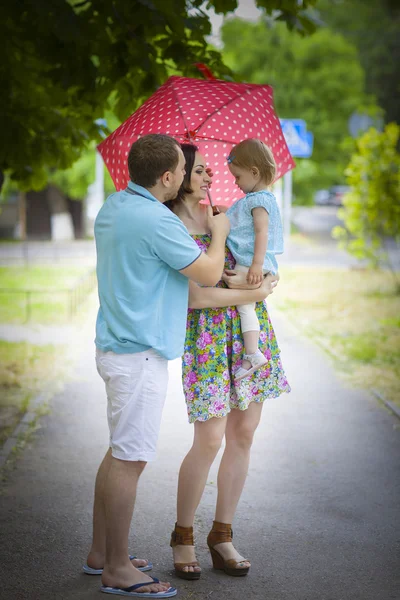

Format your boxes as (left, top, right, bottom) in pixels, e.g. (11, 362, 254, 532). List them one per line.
(256, 273, 279, 301)
(222, 270, 279, 297)
(222, 269, 259, 289)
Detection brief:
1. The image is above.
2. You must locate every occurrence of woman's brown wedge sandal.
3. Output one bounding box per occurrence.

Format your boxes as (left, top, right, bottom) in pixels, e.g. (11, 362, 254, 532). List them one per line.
(170, 523, 201, 580)
(207, 520, 250, 577)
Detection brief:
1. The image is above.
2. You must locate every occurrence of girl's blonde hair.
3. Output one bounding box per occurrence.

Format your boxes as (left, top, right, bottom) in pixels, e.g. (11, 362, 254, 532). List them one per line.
(228, 138, 276, 186)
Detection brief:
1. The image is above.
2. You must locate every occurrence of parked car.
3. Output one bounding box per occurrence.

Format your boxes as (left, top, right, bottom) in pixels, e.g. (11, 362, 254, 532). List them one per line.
(314, 189, 330, 205)
(327, 185, 350, 206)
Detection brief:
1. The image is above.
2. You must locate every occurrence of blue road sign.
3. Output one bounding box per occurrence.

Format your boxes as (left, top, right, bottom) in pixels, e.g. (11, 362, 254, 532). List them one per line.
(279, 119, 313, 158)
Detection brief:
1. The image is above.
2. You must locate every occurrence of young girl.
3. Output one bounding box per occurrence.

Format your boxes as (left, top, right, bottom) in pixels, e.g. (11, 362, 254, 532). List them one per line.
(225, 138, 284, 381)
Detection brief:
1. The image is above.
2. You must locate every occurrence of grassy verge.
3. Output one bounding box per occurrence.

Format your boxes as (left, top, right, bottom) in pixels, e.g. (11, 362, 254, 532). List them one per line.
(274, 267, 400, 406)
(0, 340, 67, 446)
(0, 266, 91, 322)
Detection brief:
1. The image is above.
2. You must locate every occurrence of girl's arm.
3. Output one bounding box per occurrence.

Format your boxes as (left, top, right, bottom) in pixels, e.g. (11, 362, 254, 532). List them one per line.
(248, 207, 269, 285)
(188, 275, 278, 309)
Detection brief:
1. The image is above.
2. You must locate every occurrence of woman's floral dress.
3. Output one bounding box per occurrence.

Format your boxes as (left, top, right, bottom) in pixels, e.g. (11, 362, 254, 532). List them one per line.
(183, 234, 291, 423)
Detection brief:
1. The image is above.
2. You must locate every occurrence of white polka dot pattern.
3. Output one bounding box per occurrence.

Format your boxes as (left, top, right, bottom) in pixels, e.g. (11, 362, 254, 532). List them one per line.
(98, 76, 295, 205)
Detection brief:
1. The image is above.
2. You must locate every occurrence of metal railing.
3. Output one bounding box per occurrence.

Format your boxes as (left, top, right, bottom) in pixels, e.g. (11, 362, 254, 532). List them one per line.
(0, 268, 97, 323)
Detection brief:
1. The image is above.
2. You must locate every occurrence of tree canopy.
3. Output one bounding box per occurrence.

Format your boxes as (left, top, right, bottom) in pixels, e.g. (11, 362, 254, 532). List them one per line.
(0, 0, 320, 192)
(221, 17, 377, 202)
(317, 0, 400, 125)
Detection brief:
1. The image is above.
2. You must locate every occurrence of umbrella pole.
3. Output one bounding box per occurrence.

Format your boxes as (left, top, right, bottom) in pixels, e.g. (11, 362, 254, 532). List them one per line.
(207, 190, 220, 215)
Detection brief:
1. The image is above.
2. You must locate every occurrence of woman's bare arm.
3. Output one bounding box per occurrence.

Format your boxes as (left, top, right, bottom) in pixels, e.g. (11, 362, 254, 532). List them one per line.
(188, 274, 278, 309)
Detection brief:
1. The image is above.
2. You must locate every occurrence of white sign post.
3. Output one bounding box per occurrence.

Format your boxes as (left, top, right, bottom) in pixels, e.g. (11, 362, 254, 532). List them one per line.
(283, 170, 292, 240)
(273, 177, 283, 218)
(279, 119, 314, 241)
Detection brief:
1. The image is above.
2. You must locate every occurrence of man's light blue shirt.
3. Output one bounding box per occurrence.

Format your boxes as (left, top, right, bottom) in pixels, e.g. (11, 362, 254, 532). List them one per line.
(95, 182, 201, 360)
(226, 191, 283, 274)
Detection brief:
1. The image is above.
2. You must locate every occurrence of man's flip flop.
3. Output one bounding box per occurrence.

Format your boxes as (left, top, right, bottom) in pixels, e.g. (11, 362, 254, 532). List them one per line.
(83, 556, 153, 575)
(101, 577, 177, 597)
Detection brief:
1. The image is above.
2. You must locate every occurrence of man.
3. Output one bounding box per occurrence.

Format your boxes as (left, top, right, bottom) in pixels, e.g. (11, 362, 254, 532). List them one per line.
(84, 134, 231, 597)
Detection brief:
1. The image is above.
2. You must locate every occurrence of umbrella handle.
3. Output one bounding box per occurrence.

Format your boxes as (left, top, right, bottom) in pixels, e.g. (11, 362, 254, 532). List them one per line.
(207, 190, 220, 215)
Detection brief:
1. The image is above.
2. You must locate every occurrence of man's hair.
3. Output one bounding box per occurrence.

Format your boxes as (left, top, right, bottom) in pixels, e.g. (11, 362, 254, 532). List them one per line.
(128, 134, 181, 188)
(228, 138, 276, 186)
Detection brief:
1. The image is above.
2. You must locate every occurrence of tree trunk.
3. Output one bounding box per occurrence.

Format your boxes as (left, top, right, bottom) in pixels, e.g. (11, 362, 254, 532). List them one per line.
(18, 192, 27, 240)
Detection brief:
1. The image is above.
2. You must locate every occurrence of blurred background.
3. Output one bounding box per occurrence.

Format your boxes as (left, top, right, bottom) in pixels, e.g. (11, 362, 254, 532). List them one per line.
(0, 0, 399, 445)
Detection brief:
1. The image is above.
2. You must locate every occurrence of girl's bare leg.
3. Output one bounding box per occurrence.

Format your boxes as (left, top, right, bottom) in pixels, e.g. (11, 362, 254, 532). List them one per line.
(173, 416, 227, 572)
(213, 402, 264, 567)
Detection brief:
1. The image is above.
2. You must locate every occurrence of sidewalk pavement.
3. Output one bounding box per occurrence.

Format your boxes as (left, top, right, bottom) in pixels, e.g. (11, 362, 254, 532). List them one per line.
(1, 302, 399, 600)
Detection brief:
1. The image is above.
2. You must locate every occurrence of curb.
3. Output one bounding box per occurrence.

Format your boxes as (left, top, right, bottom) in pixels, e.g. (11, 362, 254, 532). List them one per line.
(372, 389, 400, 421)
(0, 294, 98, 471)
(0, 389, 52, 469)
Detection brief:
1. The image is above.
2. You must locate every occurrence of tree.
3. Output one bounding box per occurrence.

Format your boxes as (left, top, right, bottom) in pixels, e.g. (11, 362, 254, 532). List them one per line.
(221, 18, 377, 202)
(332, 124, 400, 288)
(317, 0, 400, 125)
(0, 0, 320, 193)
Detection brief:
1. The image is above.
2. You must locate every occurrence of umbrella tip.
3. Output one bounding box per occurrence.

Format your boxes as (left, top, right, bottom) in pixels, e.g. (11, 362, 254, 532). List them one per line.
(195, 63, 216, 80)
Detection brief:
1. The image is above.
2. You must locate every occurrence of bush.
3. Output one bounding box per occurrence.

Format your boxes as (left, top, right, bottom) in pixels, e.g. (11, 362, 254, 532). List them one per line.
(333, 123, 400, 288)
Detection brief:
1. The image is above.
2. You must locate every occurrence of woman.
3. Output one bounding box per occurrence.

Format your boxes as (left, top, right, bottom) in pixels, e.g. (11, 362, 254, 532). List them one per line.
(167, 144, 290, 580)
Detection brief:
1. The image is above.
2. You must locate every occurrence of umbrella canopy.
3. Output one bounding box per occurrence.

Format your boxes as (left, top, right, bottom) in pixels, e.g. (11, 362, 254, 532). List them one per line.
(98, 74, 295, 206)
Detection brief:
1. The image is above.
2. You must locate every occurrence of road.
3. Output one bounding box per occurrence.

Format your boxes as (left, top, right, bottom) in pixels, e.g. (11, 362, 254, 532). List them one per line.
(0, 307, 399, 600)
(287, 206, 400, 270)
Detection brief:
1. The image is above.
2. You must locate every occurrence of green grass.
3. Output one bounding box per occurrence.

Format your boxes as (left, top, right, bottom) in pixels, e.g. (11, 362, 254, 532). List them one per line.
(274, 267, 400, 406)
(0, 266, 92, 323)
(0, 340, 66, 446)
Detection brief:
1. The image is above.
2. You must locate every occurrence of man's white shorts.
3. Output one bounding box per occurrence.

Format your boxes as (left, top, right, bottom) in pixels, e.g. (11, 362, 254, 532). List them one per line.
(95, 348, 169, 462)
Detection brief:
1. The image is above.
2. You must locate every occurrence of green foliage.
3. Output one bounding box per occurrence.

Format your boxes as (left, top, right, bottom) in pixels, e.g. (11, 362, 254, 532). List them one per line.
(49, 147, 96, 201)
(1, 0, 321, 194)
(0, 0, 226, 191)
(332, 124, 400, 285)
(209, 0, 320, 33)
(221, 18, 377, 203)
(48, 107, 121, 200)
(255, 0, 321, 35)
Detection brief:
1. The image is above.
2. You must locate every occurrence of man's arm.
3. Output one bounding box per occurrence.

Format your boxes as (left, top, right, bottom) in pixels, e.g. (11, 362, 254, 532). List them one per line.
(188, 274, 278, 309)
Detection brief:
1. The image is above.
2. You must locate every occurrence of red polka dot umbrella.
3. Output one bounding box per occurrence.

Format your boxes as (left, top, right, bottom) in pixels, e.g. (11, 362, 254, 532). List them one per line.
(98, 71, 295, 206)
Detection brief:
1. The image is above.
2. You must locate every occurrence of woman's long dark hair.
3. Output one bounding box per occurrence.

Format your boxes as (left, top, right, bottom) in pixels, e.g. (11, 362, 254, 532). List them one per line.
(165, 143, 198, 212)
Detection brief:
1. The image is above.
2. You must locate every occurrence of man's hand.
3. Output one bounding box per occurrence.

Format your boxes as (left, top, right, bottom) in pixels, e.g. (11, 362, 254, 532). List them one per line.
(207, 206, 230, 238)
(247, 263, 264, 286)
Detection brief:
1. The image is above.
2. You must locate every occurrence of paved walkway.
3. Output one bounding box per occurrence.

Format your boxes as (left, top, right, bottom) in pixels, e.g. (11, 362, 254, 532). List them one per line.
(1, 306, 399, 600)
